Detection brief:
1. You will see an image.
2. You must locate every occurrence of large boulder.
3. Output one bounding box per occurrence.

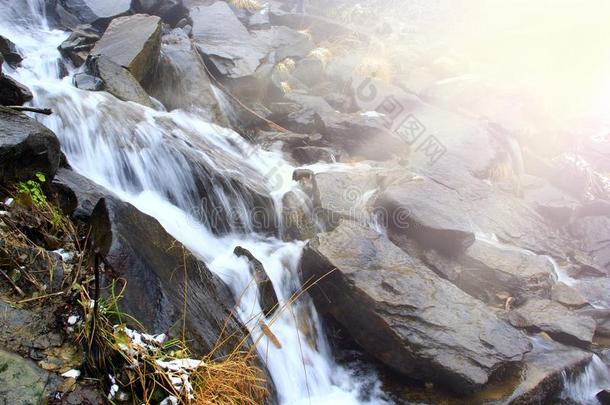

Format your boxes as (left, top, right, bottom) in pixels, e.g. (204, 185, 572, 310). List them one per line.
(90, 14, 162, 84)
(0, 75, 33, 106)
(508, 299, 596, 347)
(84, 55, 153, 107)
(569, 216, 610, 275)
(57, 0, 132, 29)
(301, 220, 531, 394)
(89, 196, 250, 357)
(144, 29, 226, 124)
(0, 107, 61, 185)
(191, 2, 266, 78)
(422, 239, 555, 307)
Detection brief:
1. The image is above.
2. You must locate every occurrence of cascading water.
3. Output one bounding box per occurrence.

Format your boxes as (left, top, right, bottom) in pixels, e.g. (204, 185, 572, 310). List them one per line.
(1, 4, 387, 404)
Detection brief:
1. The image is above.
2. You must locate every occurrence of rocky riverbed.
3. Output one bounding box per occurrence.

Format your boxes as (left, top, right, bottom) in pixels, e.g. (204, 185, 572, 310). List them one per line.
(1, 0, 610, 404)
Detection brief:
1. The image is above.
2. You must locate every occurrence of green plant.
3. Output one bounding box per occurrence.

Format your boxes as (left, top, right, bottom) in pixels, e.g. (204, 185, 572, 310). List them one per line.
(17, 172, 47, 207)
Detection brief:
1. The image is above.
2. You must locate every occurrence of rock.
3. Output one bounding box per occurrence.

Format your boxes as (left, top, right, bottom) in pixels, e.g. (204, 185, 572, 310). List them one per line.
(0, 107, 61, 185)
(422, 239, 554, 307)
(0, 35, 23, 67)
(0, 75, 33, 106)
(89, 196, 250, 356)
(85, 55, 153, 107)
(57, 24, 100, 67)
(252, 26, 314, 63)
(375, 176, 476, 255)
(301, 220, 531, 394)
(551, 282, 588, 309)
(317, 111, 411, 161)
(503, 336, 592, 404)
(291, 146, 339, 164)
(573, 278, 610, 309)
(51, 168, 112, 222)
(509, 299, 596, 347)
(132, 0, 187, 26)
(292, 57, 326, 87)
(233, 246, 278, 317)
(597, 389, 610, 405)
(72, 72, 102, 91)
(569, 216, 610, 274)
(90, 14, 162, 84)
(524, 182, 580, 225)
(57, 0, 132, 29)
(0, 53, 3, 75)
(0, 350, 50, 404)
(191, 2, 266, 78)
(281, 189, 317, 241)
(144, 29, 226, 124)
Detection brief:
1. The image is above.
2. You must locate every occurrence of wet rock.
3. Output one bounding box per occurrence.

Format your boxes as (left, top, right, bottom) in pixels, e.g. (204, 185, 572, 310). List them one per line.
(89, 196, 250, 357)
(72, 72, 102, 91)
(503, 336, 592, 404)
(0, 350, 50, 404)
(234, 246, 278, 317)
(0, 35, 23, 67)
(551, 282, 589, 309)
(301, 220, 531, 394)
(597, 389, 610, 404)
(57, 0, 132, 29)
(57, 24, 100, 67)
(191, 2, 266, 78)
(509, 299, 596, 347)
(422, 239, 554, 307)
(85, 55, 153, 107)
(281, 189, 317, 241)
(0, 106, 61, 185)
(0, 75, 33, 106)
(573, 278, 610, 309)
(51, 168, 112, 222)
(132, 0, 187, 26)
(91, 14, 162, 84)
(291, 146, 339, 164)
(144, 29, 226, 124)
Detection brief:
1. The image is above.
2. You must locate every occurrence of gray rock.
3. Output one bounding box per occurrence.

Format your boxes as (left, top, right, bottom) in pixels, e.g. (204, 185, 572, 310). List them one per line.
(90, 196, 251, 357)
(144, 29, 226, 124)
(0, 107, 60, 185)
(291, 146, 339, 164)
(191, 2, 266, 78)
(234, 246, 278, 317)
(85, 55, 153, 107)
(91, 14, 162, 84)
(132, 0, 187, 25)
(0, 35, 23, 67)
(301, 220, 531, 394)
(52, 167, 112, 222)
(569, 216, 610, 275)
(72, 72, 102, 90)
(551, 282, 589, 309)
(509, 299, 596, 347)
(58, 0, 132, 28)
(252, 25, 314, 63)
(57, 24, 100, 67)
(423, 239, 554, 307)
(0, 350, 49, 404)
(0, 75, 33, 106)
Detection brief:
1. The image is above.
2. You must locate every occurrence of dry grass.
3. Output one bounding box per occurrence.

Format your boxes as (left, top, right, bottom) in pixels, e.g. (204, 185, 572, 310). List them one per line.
(308, 47, 333, 67)
(228, 0, 261, 11)
(275, 58, 296, 74)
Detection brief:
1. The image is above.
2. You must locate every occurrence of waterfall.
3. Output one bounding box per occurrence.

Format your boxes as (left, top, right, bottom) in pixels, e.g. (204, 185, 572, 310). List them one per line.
(0, 4, 387, 404)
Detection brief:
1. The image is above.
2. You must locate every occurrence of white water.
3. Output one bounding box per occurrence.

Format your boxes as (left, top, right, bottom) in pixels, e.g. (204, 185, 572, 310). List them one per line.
(0, 3, 387, 404)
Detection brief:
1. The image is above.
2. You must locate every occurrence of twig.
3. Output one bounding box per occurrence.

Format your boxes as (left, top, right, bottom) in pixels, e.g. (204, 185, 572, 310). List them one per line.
(0, 268, 25, 297)
(6, 106, 53, 115)
(17, 291, 63, 303)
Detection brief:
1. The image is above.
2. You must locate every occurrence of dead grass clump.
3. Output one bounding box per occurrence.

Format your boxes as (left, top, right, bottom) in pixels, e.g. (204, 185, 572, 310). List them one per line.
(228, 0, 261, 11)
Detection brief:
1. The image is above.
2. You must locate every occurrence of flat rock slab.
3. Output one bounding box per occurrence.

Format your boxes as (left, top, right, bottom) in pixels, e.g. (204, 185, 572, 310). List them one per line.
(191, 2, 266, 78)
(0, 350, 49, 404)
(301, 220, 531, 394)
(509, 299, 596, 347)
(91, 14, 162, 83)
